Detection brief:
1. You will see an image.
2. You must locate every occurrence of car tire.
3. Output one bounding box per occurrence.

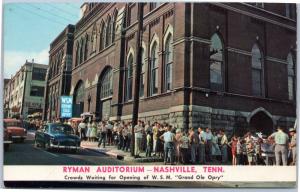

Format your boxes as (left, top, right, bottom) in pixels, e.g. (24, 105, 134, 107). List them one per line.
(34, 138, 39, 147)
(4, 144, 9, 152)
(20, 138, 25, 143)
(45, 142, 51, 151)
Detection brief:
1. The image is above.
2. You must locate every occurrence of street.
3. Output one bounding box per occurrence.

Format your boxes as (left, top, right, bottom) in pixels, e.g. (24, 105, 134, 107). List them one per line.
(4, 132, 126, 165)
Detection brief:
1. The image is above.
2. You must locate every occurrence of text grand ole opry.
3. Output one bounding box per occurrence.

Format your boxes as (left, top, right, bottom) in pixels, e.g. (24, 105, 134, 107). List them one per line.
(43, 3, 296, 135)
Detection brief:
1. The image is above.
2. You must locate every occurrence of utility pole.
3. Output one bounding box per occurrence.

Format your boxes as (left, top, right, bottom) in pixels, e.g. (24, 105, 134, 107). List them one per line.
(131, 2, 144, 156)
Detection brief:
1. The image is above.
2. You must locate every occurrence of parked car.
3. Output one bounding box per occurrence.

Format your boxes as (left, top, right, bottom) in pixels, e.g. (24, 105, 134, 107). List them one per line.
(4, 118, 27, 142)
(35, 123, 81, 152)
(3, 121, 12, 151)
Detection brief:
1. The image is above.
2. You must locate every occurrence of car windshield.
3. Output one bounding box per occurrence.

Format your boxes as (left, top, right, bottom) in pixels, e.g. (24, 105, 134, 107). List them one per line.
(50, 124, 74, 135)
(5, 121, 22, 127)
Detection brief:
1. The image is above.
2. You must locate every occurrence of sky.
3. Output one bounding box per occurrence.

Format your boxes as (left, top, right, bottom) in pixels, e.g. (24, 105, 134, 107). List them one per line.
(3, 2, 82, 78)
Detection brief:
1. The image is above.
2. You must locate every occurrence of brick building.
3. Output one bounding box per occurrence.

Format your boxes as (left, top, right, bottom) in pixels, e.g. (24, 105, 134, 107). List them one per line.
(43, 24, 75, 121)
(46, 3, 297, 135)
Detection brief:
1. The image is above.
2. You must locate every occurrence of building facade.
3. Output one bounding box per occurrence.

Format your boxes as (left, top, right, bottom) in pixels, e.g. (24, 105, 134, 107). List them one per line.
(43, 24, 75, 121)
(46, 3, 296, 135)
(5, 61, 47, 118)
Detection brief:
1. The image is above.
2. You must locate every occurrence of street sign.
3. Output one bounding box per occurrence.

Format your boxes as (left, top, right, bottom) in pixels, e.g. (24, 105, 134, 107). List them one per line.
(60, 96, 73, 118)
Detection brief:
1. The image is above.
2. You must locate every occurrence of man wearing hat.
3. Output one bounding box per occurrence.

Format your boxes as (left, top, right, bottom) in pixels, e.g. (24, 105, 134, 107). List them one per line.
(268, 126, 289, 165)
(289, 128, 296, 165)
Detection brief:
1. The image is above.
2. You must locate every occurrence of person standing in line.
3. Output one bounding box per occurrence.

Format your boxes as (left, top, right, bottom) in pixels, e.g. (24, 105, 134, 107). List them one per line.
(134, 120, 144, 158)
(122, 124, 129, 151)
(220, 129, 228, 164)
(189, 128, 199, 164)
(98, 121, 107, 148)
(106, 121, 113, 146)
(160, 125, 175, 165)
(145, 130, 152, 157)
(78, 119, 87, 141)
(268, 127, 289, 166)
(179, 131, 189, 164)
(289, 128, 296, 165)
(126, 122, 132, 152)
(211, 130, 221, 162)
(205, 128, 213, 162)
(229, 134, 238, 166)
(152, 122, 159, 156)
(86, 120, 92, 142)
(236, 137, 242, 165)
(90, 120, 97, 142)
(174, 129, 182, 164)
(198, 127, 206, 164)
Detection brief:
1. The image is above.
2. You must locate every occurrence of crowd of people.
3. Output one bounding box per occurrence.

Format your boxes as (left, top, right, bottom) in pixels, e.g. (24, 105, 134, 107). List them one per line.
(67, 118, 296, 166)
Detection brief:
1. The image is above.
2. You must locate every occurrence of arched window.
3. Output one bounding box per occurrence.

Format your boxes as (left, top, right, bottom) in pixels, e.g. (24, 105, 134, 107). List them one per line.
(74, 81, 84, 105)
(112, 10, 118, 42)
(100, 68, 113, 99)
(210, 33, 224, 91)
(150, 41, 159, 95)
(287, 52, 295, 100)
(164, 34, 173, 92)
(126, 54, 133, 101)
(106, 16, 112, 47)
(99, 22, 105, 51)
(140, 48, 145, 97)
(251, 43, 264, 97)
(75, 42, 80, 67)
(79, 39, 84, 64)
(83, 35, 89, 61)
(91, 25, 97, 53)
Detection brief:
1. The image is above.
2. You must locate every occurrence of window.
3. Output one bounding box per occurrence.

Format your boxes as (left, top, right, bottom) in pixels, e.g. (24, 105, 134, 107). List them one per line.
(79, 39, 84, 64)
(126, 54, 133, 101)
(150, 2, 162, 11)
(287, 53, 295, 100)
(150, 41, 159, 95)
(84, 35, 89, 61)
(30, 86, 45, 97)
(285, 4, 296, 20)
(74, 81, 84, 104)
(140, 48, 145, 97)
(91, 25, 97, 53)
(106, 16, 112, 47)
(32, 67, 47, 81)
(99, 22, 105, 51)
(100, 68, 113, 99)
(210, 33, 224, 91)
(164, 34, 173, 92)
(251, 44, 263, 97)
(75, 42, 80, 67)
(112, 10, 118, 42)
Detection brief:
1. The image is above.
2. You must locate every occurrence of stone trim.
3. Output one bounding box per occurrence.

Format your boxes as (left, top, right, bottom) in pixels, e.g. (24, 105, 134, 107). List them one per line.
(215, 3, 296, 31)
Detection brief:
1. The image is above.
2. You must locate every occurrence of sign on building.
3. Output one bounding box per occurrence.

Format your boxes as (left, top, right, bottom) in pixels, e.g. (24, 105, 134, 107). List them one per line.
(60, 96, 73, 118)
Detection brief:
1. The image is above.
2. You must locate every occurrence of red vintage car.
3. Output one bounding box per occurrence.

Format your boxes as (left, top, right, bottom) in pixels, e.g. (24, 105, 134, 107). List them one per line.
(4, 118, 27, 142)
(4, 121, 12, 151)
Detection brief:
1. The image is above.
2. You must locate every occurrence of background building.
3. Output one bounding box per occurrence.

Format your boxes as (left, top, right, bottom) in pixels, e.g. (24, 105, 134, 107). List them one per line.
(43, 24, 75, 121)
(44, 3, 296, 135)
(5, 61, 47, 118)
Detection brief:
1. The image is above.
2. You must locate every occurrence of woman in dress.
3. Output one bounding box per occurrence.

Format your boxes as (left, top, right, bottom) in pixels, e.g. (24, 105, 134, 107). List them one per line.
(174, 129, 182, 164)
(86, 120, 92, 142)
(90, 120, 97, 142)
(211, 130, 221, 163)
(229, 135, 238, 165)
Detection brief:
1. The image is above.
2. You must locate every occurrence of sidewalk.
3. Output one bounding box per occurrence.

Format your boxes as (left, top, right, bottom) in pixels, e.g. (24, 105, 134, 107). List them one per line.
(80, 141, 163, 163)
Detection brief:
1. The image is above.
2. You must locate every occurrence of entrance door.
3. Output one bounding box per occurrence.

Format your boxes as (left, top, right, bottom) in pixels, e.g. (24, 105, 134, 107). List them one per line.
(249, 111, 274, 135)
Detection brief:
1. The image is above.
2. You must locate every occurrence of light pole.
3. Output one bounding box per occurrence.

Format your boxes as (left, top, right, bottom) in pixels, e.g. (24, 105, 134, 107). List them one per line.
(131, 2, 144, 156)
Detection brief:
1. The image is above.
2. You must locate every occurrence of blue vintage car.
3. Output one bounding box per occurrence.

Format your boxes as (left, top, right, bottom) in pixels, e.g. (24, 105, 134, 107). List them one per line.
(35, 123, 81, 152)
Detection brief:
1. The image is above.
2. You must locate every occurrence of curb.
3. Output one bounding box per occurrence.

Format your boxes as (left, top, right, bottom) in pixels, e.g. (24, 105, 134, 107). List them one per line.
(81, 146, 124, 160)
(81, 145, 164, 162)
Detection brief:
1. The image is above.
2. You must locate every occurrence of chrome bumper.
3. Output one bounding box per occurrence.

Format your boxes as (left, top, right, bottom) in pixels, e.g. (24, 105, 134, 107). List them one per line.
(12, 135, 26, 139)
(50, 143, 79, 149)
(4, 140, 12, 144)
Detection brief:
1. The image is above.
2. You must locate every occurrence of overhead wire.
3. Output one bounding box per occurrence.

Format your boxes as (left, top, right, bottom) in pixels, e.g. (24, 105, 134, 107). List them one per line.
(13, 4, 66, 26)
(25, 3, 74, 23)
